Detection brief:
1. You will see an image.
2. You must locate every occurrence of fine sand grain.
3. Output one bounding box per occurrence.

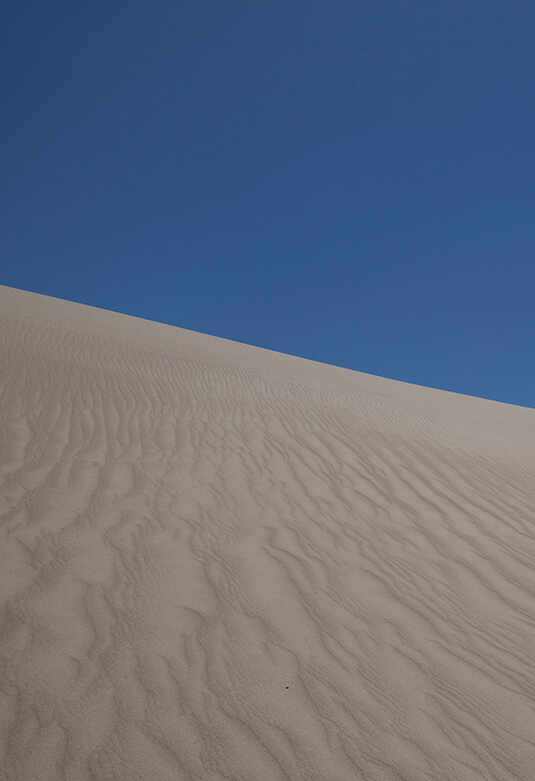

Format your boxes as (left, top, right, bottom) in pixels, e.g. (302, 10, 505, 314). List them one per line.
(1, 284, 535, 780)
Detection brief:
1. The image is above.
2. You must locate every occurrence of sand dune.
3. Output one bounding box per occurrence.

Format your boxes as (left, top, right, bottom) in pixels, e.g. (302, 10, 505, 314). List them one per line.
(1, 285, 535, 780)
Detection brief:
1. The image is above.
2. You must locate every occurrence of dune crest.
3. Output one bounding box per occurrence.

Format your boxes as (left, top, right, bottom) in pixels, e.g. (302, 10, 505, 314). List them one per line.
(1, 285, 535, 780)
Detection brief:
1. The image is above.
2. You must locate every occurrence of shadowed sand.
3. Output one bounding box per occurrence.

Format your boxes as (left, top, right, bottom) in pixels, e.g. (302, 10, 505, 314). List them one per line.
(1, 285, 535, 780)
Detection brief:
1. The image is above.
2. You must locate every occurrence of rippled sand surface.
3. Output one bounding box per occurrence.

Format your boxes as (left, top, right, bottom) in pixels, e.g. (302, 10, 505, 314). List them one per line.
(1, 285, 535, 780)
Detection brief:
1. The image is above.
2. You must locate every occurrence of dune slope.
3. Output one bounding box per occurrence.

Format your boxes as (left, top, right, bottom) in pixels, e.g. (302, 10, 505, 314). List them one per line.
(1, 285, 535, 780)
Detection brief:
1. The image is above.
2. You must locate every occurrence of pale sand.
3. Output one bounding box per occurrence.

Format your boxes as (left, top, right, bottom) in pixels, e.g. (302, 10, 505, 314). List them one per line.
(1, 285, 535, 781)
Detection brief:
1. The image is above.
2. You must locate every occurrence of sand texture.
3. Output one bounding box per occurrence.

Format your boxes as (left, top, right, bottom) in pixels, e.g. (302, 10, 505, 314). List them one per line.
(1, 285, 535, 780)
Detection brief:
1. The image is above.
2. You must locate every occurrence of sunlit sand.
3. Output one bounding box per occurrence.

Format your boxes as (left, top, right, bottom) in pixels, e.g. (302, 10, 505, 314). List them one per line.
(1, 285, 534, 780)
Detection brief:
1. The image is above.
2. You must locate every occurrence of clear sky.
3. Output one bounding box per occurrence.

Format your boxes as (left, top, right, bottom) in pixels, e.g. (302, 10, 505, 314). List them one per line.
(2, 1, 534, 408)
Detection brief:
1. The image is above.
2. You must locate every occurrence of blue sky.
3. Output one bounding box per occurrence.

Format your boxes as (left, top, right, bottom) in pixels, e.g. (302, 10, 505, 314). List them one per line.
(2, 1, 534, 408)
